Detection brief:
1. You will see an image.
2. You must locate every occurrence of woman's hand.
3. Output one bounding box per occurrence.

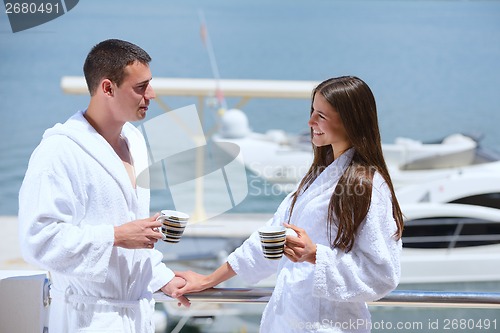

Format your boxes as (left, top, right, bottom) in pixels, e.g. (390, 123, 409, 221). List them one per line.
(171, 270, 211, 299)
(172, 263, 236, 302)
(283, 223, 317, 264)
(161, 276, 191, 307)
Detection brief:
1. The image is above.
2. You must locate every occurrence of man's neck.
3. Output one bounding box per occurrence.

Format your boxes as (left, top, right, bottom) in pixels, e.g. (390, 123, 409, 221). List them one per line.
(84, 103, 123, 148)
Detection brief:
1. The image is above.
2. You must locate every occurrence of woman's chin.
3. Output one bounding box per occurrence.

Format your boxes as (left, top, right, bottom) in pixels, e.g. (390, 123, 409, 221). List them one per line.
(312, 139, 327, 148)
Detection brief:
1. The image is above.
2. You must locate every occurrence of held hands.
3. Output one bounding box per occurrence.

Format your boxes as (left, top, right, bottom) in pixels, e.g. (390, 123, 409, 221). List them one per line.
(283, 223, 317, 264)
(171, 270, 212, 301)
(114, 213, 163, 249)
(161, 276, 191, 307)
(170, 262, 236, 307)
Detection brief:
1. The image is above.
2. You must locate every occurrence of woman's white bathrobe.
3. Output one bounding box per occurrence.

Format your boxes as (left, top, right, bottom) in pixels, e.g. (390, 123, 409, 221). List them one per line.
(227, 149, 402, 333)
(18, 111, 174, 333)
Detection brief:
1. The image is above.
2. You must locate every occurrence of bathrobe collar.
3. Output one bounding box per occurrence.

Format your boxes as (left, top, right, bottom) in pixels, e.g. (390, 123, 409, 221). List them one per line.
(286, 148, 354, 224)
(303, 147, 355, 193)
(42, 110, 140, 210)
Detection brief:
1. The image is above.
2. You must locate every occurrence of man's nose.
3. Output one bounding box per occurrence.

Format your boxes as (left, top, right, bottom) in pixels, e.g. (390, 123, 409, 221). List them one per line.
(145, 84, 156, 100)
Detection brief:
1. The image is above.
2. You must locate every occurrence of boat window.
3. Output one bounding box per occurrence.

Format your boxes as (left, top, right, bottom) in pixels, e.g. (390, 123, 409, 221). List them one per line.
(455, 222, 500, 247)
(402, 216, 500, 249)
(403, 217, 457, 249)
(449, 192, 500, 210)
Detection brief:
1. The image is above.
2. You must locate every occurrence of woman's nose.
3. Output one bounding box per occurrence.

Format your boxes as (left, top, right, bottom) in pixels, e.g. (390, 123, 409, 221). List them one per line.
(308, 115, 316, 127)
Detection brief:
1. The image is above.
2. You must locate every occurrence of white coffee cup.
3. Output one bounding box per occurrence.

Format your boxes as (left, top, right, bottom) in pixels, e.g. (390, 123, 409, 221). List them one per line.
(156, 210, 189, 243)
(258, 226, 287, 259)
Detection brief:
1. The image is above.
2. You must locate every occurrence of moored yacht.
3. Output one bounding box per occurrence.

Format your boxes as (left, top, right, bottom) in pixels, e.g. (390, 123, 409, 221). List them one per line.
(212, 108, 500, 192)
(400, 203, 500, 284)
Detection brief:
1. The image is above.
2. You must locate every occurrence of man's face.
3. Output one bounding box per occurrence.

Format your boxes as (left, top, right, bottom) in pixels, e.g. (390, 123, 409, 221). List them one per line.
(111, 61, 156, 122)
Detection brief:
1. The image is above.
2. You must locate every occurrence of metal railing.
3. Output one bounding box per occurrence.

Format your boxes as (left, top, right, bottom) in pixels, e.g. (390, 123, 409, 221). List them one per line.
(154, 288, 500, 309)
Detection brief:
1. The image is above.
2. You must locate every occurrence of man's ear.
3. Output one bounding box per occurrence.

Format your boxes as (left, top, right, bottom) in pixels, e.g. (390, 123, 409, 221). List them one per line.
(101, 79, 113, 96)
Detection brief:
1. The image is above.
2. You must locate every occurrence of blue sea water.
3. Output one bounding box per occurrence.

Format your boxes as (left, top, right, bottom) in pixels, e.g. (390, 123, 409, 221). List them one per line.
(1, 0, 500, 216)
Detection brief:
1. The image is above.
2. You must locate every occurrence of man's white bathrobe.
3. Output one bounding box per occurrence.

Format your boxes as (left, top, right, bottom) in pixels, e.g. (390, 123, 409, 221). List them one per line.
(227, 149, 402, 333)
(18, 111, 174, 333)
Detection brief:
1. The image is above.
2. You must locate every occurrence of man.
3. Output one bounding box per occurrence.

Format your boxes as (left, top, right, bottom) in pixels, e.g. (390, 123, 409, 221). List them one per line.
(18, 39, 188, 332)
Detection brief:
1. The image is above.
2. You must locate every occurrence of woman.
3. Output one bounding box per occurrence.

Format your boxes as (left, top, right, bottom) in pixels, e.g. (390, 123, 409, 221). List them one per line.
(173, 76, 404, 332)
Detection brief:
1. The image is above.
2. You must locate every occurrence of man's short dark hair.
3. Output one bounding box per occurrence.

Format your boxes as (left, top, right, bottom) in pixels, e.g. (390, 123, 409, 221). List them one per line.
(83, 39, 152, 95)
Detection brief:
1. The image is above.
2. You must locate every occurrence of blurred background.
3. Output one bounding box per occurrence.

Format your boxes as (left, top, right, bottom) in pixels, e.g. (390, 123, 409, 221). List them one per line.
(1, 1, 500, 332)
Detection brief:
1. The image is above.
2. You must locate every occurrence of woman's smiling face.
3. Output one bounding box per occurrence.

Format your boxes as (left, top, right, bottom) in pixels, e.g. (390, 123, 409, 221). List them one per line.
(308, 92, 351, 152)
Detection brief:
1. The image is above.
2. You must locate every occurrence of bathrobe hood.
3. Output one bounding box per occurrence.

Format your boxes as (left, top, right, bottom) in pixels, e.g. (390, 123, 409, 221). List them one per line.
(42, 110, 148, 213)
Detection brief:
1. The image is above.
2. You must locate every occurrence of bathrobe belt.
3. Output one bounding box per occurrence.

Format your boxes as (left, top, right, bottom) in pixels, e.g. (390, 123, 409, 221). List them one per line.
(50, 286, 153, 309)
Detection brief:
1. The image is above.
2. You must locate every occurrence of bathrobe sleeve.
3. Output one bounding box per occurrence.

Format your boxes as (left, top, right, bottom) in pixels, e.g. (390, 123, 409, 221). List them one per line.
(312, 174, 402, 302)
(226, 217, 280, 285)
(149, 250, 175, 292)
(18, 138, 115, 283)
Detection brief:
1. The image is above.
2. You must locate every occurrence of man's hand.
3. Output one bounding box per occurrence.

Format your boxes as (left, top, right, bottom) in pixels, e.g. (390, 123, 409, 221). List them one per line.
(114, 213, 163, 249)
(161, 276, 191, 307)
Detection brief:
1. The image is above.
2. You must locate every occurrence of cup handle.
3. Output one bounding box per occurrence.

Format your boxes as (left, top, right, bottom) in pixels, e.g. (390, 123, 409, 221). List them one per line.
(155, 216, 167, 240)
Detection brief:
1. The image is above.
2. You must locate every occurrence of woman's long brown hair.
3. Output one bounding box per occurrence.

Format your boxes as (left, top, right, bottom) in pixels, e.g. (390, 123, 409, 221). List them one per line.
(288, 76, 404, 252)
